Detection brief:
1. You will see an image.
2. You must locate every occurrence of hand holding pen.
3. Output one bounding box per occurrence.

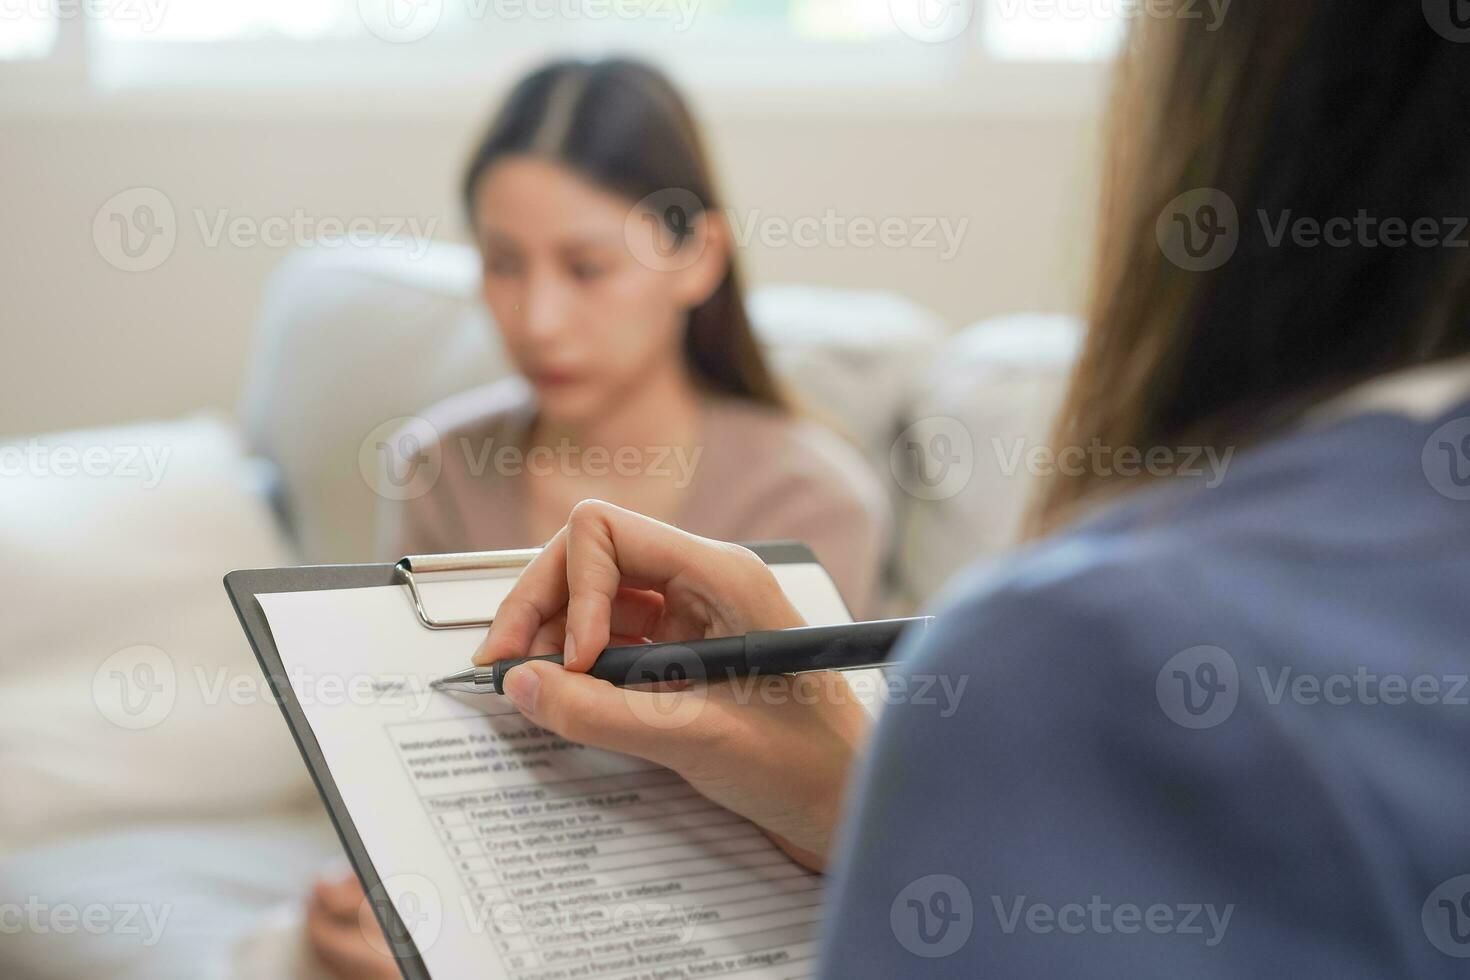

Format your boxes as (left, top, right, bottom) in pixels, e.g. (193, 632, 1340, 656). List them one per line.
(463, 499, 925, 872)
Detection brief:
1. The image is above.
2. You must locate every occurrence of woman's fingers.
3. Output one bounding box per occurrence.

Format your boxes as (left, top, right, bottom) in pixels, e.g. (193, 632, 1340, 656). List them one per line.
(563, 505, 621, 669)
(474, 499, 801, 670)
(312, 873, 365, 917)
(474, 528, 572, 666)
(483, 588, 665, 665)
(305, 877, 398, 980)
(500, 659, 720, 770)
(609, 587, 667, 639)
(476, 501, 715, 667)
(560, 501, 721, 669)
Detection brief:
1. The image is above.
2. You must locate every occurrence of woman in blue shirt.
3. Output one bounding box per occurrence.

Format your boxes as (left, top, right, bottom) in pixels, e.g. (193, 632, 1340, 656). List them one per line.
(473, 1, 1470, 975)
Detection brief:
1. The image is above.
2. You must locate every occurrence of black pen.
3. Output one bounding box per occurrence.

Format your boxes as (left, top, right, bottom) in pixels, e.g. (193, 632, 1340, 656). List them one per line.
(430, 617, 934, 694)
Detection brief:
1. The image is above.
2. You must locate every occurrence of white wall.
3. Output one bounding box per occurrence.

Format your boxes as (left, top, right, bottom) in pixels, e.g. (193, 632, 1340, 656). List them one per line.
(0, 100, 1100, 437)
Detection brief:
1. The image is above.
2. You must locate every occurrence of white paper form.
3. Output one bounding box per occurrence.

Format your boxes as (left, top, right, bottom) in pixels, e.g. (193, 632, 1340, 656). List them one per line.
(256, 562, 857, 980)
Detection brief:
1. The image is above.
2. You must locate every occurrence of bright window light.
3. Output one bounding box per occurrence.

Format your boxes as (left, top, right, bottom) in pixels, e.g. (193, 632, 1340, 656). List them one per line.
(96, 0, 349, 42)
(0, 10, 58, 59)
(983, 0, 1123, 60)
(2, 0, 1113, 105)
(787, 0, 907, 40)
(88, 0, 909, 44)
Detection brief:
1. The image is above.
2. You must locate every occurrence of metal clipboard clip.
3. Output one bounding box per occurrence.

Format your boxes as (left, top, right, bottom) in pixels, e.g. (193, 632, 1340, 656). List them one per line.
(393, 548, 543, 630)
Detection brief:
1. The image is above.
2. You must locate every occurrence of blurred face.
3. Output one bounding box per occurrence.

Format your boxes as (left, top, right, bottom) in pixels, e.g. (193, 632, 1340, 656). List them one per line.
(472, 157, 728, 426)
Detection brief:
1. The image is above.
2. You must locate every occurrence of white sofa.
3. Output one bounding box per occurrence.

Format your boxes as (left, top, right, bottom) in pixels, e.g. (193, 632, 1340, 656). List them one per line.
(0, 242, 1080, 979)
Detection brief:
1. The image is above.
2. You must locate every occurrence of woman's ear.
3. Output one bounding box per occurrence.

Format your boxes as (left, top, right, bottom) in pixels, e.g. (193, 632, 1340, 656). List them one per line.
(671, 210, 733, 310)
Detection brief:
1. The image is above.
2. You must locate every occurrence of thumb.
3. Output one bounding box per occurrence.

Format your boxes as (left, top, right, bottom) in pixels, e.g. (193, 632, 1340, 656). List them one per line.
(502, 660, 713, 768)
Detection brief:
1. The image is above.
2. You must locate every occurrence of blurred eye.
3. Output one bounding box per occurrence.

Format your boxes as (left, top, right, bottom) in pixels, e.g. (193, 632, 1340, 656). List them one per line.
(484, 251, 522, 278)
(568, 259, 607, 282)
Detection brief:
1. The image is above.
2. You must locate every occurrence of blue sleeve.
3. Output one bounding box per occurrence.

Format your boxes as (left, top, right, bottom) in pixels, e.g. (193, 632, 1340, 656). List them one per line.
(816, 549, 1404, 978)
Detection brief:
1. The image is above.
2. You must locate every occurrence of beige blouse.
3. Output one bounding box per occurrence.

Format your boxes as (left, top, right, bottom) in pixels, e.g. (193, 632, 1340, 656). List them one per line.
(377, 378, 891, 617)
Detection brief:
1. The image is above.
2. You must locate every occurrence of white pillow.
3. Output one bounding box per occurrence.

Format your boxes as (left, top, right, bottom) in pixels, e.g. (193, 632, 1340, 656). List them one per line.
(0, 414, 315, 855)
(748, 283, 947, 469)
(891, 314, 1082, 606)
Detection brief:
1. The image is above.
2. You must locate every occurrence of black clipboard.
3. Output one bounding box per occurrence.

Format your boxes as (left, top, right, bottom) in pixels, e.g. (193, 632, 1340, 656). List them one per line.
(222, 541, 822, 980)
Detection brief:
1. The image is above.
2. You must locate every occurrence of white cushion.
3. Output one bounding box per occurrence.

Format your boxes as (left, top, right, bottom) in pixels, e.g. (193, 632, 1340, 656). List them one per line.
(748, 284, 946, 470)
(238, 244, 511, 564)
(891, 314, 1082, 605)
(0, 814, 338, 980)
(0, 414, 314, 855)
(239, 243, 946, 565)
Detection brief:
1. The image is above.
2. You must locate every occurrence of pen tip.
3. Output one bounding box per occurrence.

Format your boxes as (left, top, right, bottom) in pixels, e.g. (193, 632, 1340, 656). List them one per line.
(430, 667, 476, 691)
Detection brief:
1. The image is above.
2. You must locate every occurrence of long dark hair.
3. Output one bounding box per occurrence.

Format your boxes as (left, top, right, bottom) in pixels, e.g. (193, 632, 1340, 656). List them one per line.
(1032, 1, 1470, 532)
(461, 58, 785, 410)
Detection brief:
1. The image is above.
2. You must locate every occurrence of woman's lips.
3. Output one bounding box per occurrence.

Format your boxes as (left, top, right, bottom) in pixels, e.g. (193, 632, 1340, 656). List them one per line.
(531, 370, 585, 387)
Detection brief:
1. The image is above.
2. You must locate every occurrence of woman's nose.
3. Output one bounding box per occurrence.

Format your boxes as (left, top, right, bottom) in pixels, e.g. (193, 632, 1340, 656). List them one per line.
(521, 273, 574, 343)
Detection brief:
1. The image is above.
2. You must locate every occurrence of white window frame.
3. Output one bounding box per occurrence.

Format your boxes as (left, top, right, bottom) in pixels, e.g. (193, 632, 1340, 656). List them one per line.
(0, 4, 1113, 120)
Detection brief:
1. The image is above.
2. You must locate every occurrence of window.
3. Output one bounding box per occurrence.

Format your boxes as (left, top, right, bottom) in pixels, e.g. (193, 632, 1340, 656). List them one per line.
(95, 1, 350, 42)
(90, 0, 910, 43)
(0, 9, 59, 59)
(0, 0, 1121, 111)
(983, 0, 1124, 60)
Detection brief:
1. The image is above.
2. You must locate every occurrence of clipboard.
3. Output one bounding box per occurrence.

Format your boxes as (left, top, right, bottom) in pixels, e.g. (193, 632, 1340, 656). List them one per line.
(222, 540, 829, 980)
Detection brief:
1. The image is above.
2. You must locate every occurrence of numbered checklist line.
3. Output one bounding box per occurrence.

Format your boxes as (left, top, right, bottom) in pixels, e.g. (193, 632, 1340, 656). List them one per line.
(501, 859, 813, 907)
